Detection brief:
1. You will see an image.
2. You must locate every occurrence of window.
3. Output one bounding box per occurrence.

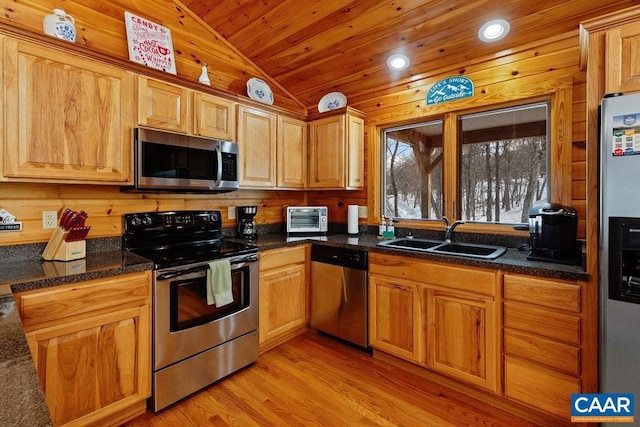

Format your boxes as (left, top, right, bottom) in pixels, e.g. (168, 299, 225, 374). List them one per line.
(383, 120, 443, 220)
(382, 101, 550, 225)
(459, 102, 549, 224)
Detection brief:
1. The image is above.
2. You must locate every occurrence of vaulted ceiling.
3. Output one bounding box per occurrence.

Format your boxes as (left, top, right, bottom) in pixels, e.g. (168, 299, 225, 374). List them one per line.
(181, 0, 636, 113)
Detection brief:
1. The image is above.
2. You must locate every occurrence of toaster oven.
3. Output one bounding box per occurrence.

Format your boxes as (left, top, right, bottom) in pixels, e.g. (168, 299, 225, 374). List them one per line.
(285, 206, 328, 235)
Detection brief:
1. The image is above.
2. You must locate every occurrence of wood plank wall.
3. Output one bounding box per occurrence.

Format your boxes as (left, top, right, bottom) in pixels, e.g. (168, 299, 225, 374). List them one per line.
(0, 1, 588, 245)
(0, 183, 307, 245)
(343, 33, 589, 241)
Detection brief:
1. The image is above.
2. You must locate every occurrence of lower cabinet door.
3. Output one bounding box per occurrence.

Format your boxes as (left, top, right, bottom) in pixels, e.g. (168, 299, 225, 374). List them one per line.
(427, 290, 497, 392)
(259, 263, 308, 345)
(369, 274, 424, 364)
(26, 305, 150, 426)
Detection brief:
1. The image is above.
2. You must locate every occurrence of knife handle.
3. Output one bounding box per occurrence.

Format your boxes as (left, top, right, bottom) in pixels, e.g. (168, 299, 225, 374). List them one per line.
(59, 208, 73, 228)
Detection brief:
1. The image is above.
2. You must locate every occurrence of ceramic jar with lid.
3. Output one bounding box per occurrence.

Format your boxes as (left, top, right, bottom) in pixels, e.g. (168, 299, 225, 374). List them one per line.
(43, 8, 76, 43)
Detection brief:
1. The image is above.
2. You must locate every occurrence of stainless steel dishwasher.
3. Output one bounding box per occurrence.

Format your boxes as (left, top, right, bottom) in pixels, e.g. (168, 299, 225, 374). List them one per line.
(310, 245, 369, 349)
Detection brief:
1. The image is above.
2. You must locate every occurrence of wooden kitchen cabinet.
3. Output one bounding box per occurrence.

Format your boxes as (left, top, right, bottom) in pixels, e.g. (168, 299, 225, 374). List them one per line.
(277, 115, 307, 189)
(368, 252, 499, 391)
(237, 105, 277, 188)
(368, 273, 424, 364)
(2, 36, 134, 184)
(14, 271, 152, 427)
(308, 108, 365, 189)
(137, 76, 190, 133)
(237, 105, 306, 189)
(138, 77, 236, 140)
(193, 92, 236, 141)
(258, 245, 308, 351)
(503, 273, 583, 418)
(426, 289, 497, 392)
(605, 20, 640, 94)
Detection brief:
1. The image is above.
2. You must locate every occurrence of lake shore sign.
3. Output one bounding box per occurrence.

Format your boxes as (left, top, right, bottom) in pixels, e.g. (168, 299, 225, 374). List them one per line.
(124, 12, 177, 75)
(426, 76, 474, 105)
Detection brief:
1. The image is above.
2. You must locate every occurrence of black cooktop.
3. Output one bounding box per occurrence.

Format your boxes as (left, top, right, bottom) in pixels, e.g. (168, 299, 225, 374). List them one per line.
(122, 210, 258, 269)
(128, 240, 257, 269)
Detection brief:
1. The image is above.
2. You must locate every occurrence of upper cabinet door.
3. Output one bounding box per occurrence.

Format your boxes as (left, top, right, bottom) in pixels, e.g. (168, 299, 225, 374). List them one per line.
(347, 114, 365, 189)
(193, 92, 236, 141)
(2, 37, 134, 183)
(277, 116, 307, 189)
(138, 77, 190, 133)
(606, 21, 640, 94)
(308, 115, 346, 188)
(237, 105, 277, 187)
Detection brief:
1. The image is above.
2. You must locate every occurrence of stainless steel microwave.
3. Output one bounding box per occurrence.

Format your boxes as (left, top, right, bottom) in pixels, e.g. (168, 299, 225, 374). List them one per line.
(122, 128, 239, 193)
(286, 206, 328, 235)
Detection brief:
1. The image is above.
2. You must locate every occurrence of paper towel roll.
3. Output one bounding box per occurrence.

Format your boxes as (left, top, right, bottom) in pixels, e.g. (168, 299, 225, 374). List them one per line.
(348, 205, 359, 235)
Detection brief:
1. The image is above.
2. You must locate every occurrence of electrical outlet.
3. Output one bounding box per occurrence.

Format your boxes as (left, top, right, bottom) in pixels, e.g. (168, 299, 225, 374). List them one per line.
(42, 211, 58, 229)
(358, 206, 368, 218)
(228, 206, 236, 220)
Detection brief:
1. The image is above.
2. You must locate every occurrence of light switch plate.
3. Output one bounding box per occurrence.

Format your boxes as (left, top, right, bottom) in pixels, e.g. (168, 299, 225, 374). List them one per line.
(228, 206, 236, 220)
(358, 206, 367, 218)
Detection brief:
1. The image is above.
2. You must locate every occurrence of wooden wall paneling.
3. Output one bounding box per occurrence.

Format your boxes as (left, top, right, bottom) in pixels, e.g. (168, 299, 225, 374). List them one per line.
(350, 36, 581, 117)
(0, 0, 304, 113)
(0, 181, 306, 245)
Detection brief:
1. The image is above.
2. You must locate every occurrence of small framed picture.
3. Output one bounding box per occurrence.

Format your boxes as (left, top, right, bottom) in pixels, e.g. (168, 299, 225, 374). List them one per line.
(124, 11, 177, 75)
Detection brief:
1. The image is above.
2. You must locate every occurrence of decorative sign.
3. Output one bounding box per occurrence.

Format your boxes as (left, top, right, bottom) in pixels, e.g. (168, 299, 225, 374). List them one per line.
(124, 11, 177, 75)
(0, 209, 22, 232)
(426, 76, 474, 105)
(611, 113, 640, 156)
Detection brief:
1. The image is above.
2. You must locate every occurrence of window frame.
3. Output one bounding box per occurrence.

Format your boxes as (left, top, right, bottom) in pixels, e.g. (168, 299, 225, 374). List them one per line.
(368, 76, 574, 236)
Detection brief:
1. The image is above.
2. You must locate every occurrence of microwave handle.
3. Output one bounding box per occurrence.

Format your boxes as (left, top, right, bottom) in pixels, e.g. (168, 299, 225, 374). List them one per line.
(215, 147, 222, 186)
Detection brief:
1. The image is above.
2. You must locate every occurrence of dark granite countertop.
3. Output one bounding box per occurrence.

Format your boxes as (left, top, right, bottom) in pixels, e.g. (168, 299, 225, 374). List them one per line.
(0, 244, 153, 427)
(0, 296, 52, 427)
(244, 233, 588, 281)
(0, 231, 586, 425)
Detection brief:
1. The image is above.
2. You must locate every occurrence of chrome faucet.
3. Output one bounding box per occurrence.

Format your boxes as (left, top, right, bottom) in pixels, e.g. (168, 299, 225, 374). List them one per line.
(442, 216, 466, 243)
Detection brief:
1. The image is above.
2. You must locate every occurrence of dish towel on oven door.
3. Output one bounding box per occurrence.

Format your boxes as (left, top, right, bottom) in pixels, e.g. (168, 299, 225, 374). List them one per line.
(206, 259, 234, 306)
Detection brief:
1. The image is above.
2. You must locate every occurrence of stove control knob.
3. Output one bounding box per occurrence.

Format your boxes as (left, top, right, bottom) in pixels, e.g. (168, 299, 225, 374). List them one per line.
(130, 215, 142, 227)
(142, 215, 153, 226)
(210, 212, 219, 222)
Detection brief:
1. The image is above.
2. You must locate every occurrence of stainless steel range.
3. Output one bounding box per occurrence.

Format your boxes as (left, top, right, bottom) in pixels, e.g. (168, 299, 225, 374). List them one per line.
(123, 210, 259, 411)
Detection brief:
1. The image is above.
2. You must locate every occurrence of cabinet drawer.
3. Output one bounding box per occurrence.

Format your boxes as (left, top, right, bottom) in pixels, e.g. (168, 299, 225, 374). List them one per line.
(504, 274, 580, 312)
(505, 357, 580, 418)
(260, 245, 307, 271)
(369, 253, 496, 296)
(504, 300, 580, 344)
(504, 329, 580, 375)
(16, 271, 151, 328)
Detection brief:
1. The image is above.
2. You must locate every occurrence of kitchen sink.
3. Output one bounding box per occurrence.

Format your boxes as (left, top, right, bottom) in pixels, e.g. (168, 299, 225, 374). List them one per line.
(377, 238, 507, 260)
(427, 242, 507, 259)
(377, 238, 443, 252)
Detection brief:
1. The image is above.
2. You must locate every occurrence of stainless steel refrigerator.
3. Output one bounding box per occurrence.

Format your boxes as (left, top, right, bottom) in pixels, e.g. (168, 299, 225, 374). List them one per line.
(599, 93, 640, 415)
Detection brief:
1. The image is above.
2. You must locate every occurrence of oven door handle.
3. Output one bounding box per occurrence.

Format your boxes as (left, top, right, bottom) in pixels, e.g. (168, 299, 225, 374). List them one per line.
(156, 256, 258, 280)
(157, 265, 209, 280)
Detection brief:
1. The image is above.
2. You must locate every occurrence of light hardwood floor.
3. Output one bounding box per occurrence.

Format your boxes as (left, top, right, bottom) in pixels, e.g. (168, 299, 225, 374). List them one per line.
(125, 332, 554, 426)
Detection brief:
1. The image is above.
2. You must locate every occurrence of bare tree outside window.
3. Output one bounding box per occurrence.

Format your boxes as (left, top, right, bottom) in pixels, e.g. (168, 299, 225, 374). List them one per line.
(383, 121, 443, 219)
(459, 102, 549, 224)
(382, 102, 549, 224)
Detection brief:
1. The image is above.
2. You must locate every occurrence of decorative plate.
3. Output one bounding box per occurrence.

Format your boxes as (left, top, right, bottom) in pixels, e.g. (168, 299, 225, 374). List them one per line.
(318, 92, 347, 113)
(246, 77, 274, 105)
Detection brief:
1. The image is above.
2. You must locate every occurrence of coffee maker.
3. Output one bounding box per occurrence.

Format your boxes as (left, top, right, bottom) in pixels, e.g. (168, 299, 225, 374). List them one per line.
(237, 206, 258, 240)
(527, 203, 581, 265)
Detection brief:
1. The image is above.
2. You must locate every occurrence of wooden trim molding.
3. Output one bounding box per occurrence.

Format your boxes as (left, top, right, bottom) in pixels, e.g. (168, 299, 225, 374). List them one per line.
(367, 73, 575, 231)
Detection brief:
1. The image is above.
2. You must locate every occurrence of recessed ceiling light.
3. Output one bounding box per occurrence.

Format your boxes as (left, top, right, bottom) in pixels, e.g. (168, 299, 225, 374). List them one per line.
(478, 19, 510, 42)
(387, 53, 410, 71)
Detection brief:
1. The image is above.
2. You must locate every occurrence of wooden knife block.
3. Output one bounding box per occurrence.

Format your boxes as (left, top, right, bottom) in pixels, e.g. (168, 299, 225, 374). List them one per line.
(42, 227, 86, 261)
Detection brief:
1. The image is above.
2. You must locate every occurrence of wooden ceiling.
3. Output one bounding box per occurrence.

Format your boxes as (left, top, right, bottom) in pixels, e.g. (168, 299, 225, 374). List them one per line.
(181, 0, 635, 113)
